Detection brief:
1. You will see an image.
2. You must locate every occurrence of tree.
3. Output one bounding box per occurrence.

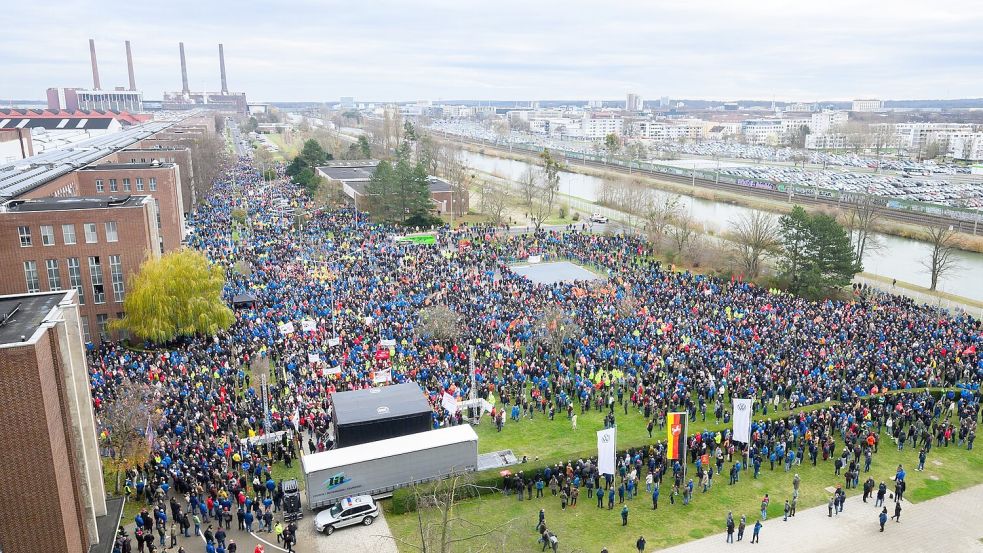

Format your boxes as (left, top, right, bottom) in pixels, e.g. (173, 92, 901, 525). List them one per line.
(114, 250, 234, 343)
(844, 194, 883, 266)
(364, 157, 433, 223)
(189, 134, 229, 204)
(484, 185, 509, 225)
(642, 194, 682, 246)
(300, 138, 330, 167)
(728, 211, 781, 279)
(415, 305, 461, 342)
(669, 212, 697, 258)
(530, 149, 561, 231)
(533, 305, 582, 356)
(252, 146, 274, 175)
(519, 166, 538, 207)
(357, 135, 372, 158)
(98, 380, 158, 493)
(921, 222, 963, 290)
(778, 206, 861, 297)
(604, 133, 622, 159)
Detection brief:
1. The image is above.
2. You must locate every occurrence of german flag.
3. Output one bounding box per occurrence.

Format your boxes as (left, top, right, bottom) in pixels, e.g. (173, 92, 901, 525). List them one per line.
(667, 412, 687, 460)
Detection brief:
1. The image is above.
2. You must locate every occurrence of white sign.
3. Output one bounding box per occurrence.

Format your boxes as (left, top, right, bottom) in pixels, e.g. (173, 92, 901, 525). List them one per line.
(278, 321, 295, 335)
(732, 398, 754, 443)
(441, 392, 459, 414)
(597, 427, 617, 476)
(327, 337, 341, 347)
(325, 365, 342, 376)
(380, 338, 396, 347)
(373, 368, 391, 384)
(301, 319, 317, 332)
(528, 255, 542, 263)
(307, 353, 321, 364)
(364, 316, 374, 325)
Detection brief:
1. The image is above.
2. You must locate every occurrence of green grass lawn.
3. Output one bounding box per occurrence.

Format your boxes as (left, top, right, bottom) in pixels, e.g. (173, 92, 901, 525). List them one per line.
(385, 394, 983, 552)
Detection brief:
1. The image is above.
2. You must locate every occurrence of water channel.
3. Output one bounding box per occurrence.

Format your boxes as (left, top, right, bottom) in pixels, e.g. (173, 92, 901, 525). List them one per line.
(460, 150, 983, 301)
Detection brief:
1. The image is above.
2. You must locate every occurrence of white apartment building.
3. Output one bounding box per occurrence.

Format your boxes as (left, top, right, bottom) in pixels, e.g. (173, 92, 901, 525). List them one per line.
(809, 110, 849, 135)
(805, 133, 854, 150)
(851, 99, 884, 112)
(894, 123, 976, 151)
(740, 119, 785, 144)
(949, 133, 983, 161)
(582, 115, 624, 139)
(630, 120, 703, 141)
(626, 93, 644, 112)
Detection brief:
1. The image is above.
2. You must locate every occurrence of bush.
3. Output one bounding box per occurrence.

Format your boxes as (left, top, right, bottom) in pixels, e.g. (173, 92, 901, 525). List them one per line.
(402, 213, 444, 229)
(231, 209, 247, 225)
(572, 212, 580, 221)
(559, 205, 568, 219)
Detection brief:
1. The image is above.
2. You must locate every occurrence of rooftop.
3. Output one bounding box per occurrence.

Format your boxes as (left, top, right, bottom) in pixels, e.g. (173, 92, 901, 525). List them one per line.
(2, 195, 147, 212)
(0, 291, 68, 346)
(317, 163, 378, 182)
(0, 115, 189, 201)
(0, 118, 118, 130)
(330, 382, 432, 426)
(80, 162, 174, 171)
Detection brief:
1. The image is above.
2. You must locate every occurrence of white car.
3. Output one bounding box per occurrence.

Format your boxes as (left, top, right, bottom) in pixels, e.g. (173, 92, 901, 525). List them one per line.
(314, 495, 379, 535)
(590, 213, 609, 224)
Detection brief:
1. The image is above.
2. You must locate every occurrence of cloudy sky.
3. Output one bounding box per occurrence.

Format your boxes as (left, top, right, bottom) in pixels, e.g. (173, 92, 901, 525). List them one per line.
(3, 0, 981, 103)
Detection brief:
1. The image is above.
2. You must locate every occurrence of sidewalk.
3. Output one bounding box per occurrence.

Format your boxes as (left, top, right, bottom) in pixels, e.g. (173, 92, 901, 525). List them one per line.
(658, 483, 983, 553)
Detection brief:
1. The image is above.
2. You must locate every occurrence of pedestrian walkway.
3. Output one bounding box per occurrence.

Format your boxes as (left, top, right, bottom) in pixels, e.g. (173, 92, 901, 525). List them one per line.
(659, 484, 983, 552)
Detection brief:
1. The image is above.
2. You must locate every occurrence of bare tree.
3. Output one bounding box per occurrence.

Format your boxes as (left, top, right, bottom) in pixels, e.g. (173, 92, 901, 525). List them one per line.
(381, 106, 404, 153)
(844, 194, 884, 266)
(484, 185, 510, 226)
(387, 474, 516, 553)
(920, 222, 963, 290)
(98, 380, 158, 492)
(727, 211, 780, 278)
(533, 305, 582, 356)
(642, 194, 682, 246)
(669, 212, 697, 258)
(190, 134, 230, 203)
(415, 305, 461, 342)
(519, 166, 538, 207)
(530, 150, 561, 231)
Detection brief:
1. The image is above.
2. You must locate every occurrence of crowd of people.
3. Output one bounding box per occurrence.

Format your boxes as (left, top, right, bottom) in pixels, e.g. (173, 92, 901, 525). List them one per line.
(92, 146, 981, 553)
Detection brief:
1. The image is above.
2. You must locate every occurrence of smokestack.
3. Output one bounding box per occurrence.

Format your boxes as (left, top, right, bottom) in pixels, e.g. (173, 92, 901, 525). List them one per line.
(179, 42, 190, 94)
(89, 39, 101, 90)
(219, 43, 229, 95)
(125, 40, 137, 91)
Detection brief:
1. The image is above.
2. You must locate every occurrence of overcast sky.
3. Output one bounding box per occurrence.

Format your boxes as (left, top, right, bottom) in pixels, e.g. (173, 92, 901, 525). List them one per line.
(3, 0, 981, 103)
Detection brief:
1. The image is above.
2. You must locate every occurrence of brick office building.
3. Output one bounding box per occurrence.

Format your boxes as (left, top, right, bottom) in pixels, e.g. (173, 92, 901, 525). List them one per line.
(0, 290, 120, 553)
(0, 196, 160, 342)
(113, 146, 196, 214)
(75, 163, 185, 253)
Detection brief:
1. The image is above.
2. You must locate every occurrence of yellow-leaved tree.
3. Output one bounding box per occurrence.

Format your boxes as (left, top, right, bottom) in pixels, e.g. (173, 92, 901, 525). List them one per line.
(114, 250, 234, 343)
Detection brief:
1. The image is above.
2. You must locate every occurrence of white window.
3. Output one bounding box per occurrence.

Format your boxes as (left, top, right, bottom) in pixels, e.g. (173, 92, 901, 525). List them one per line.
(96, 313, 110, 341)
(88, 256, 105, 304)
(46, 259, 62, 290)
(149, 177, 157, 191)
(67, 257, 84, 304)
(95, 179, 104, 193)
(24, 261, 40, 293)
(105, 221, 118, 242)
(110, 255, 124, 302)
(80, 315, 91, 343)
(40, 225, 55, 246)
(18, 225, 32, 247)
(109, 179, 118, 192)
(62, 224, 76, 245)
(136, 177, 144, 191)
(84, 223, 98, 243)
(123, 178, 131, 192)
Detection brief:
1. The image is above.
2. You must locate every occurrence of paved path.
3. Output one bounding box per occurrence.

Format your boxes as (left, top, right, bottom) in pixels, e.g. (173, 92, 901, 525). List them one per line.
(658, 483, 983, 553)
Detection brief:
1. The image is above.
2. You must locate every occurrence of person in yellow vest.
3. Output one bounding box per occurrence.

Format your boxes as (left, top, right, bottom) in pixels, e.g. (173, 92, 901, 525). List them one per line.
(274, 521, 284, 544)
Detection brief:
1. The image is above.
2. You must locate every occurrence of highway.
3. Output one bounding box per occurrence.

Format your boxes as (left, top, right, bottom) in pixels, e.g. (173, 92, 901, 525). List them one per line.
(434, 132, 983, 236)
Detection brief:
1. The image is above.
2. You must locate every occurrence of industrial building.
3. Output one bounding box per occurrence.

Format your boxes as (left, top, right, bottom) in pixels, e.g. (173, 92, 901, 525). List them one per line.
(0, 289, 121, 553)
(161, 42, 248, 114)
(316, 160, 469, 216)
(47, 40, 144, 113)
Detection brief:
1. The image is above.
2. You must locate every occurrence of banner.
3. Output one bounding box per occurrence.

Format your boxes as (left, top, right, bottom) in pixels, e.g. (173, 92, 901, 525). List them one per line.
(327, 337, 341, 347)
(373, 368, 391, 384)
(307, 353, 321, 364)
(325, 365, 342, 376)
(441, 392, 459, 414)
(667, 412, 687, 460)
(733, 398, 753, 443)
(301, 319, 317, 332)
(380, 338, 397, 347)
(597, 427, 617, 476)
(278, 321, 295, 336)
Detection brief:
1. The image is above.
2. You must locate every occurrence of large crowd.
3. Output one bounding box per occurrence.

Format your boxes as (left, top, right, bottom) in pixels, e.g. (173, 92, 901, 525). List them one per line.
(92, 146, 981, 552)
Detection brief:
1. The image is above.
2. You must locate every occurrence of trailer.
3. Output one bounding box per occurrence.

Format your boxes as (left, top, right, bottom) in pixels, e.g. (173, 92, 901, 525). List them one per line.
(329, 382, 433, 448)
(302, 425, 479, 511)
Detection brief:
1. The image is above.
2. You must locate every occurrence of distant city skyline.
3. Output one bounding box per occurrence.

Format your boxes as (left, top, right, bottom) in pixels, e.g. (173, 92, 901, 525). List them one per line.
(2, 0, 981, 103)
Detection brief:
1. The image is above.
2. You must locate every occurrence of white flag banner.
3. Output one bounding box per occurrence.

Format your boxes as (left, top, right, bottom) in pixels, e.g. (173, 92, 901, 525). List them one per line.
(380, 338, 397, 347)
(327, 337, 341, 347)
(307, 353, 321, 364)
(373, 368, 391, 384)
(325, 365, 342, 376)
(597, 427, 617, 476)
(364, 316, 374, 325)
(733, 398, 754, 443)
(442, 392, 459, 414)
(301, 319, 317, 332)
(278, 321, 295, 335)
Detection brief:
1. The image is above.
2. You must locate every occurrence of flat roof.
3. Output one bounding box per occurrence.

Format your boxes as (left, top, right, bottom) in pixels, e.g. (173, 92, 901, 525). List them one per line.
(3, 195, 147, 212)
(331, 382, 432, 426)
(317, 166, 376, 181)
(89, 497, 125, 553)
(80, 162, 174, 170)
(0, 291, 67, 346)
(302, 425, 477, 474)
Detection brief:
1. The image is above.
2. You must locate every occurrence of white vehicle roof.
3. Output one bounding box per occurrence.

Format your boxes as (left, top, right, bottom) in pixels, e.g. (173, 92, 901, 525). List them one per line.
(302, 425, 478, 475)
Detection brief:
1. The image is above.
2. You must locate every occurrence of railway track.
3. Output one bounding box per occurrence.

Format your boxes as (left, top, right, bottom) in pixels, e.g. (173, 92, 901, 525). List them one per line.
(437, 133, 982, 236)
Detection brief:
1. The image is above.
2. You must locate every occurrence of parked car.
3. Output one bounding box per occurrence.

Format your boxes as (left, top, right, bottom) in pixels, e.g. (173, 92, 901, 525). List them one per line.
(314, 495, 379, 535)
(590, 213, 609, 223)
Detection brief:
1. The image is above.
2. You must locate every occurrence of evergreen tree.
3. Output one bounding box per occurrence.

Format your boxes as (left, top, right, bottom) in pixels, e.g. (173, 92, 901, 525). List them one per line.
(778, 205, 861, 298)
